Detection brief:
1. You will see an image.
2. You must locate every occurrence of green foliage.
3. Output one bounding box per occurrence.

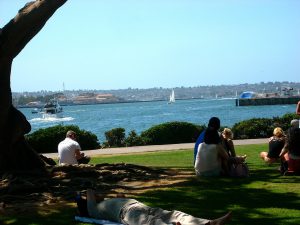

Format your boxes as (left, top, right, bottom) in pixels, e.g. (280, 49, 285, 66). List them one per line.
(232, 118, 273, 139)
(125, 130, 146, 147)
(273, 113, 300, 131)
(141, 121, 204, 145)
(2, 145, 300, 225)
(232, 113, 300, 139)
(26, 125, 100, 153)
(104, 127, 126, 147)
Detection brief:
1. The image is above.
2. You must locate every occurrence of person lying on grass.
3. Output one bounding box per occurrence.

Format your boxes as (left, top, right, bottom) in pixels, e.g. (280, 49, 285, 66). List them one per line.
(76, 189, 232, 225)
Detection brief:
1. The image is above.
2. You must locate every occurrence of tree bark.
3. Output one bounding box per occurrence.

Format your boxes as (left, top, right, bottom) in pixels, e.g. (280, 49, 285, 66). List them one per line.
(0, 0, 67, 171)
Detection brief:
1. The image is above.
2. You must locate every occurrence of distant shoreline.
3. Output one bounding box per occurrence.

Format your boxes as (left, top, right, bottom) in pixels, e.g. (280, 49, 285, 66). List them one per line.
(17, 97, 206, 109)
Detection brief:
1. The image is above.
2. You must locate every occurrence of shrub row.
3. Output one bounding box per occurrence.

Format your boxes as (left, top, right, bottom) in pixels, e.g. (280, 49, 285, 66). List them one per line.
(26, 113, 300, 153)
(232, 113, 300, 139)
(26, 124, 100, 153)
(102, 121, 204, 147)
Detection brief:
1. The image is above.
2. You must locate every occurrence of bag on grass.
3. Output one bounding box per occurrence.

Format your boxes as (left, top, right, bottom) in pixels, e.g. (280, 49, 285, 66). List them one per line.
(229, 163, 249, 177)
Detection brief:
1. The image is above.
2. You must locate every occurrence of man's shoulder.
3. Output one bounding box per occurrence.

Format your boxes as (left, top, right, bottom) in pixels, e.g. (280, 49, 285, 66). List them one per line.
(59, 138, 79, 145)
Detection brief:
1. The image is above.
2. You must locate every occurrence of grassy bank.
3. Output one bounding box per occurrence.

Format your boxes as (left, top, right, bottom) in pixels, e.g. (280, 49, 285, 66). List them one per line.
(1, 143, 300, 225)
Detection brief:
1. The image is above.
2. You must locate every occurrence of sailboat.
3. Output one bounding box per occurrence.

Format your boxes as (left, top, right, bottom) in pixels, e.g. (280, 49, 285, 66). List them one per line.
(168, 89, 175, 104)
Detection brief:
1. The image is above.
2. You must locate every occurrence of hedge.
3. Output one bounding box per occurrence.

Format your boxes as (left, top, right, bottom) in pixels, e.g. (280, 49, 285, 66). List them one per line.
(26, 124, 100, 153)
(140, 121, 205, 145)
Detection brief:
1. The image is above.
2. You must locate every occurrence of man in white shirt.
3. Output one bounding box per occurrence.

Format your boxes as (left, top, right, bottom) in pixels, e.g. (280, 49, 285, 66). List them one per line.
(58, 130, 90, 165)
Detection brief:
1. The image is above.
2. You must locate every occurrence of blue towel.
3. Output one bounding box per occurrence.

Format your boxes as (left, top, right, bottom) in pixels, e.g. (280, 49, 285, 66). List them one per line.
(74, 216, 123, 225)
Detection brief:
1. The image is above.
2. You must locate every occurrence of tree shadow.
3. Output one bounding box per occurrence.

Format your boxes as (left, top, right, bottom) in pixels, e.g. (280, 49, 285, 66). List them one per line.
(136, 166, 300, 225)
(1, 162, 299, 225)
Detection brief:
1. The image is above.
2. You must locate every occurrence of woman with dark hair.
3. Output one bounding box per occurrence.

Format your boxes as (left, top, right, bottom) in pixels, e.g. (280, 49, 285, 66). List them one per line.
(194, 127, 229, 176)
(279, 127, 300, 174)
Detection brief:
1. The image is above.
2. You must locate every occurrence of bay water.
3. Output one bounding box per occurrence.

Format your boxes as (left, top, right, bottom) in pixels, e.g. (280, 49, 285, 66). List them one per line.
(19, 98, 296, 143)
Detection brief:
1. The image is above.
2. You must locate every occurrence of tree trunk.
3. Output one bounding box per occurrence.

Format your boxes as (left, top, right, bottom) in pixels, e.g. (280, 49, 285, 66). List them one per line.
(0, 0, 67, 171)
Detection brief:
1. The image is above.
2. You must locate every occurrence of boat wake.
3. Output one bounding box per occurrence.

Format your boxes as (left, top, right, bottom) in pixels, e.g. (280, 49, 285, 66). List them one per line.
(29, 116, 74, 123)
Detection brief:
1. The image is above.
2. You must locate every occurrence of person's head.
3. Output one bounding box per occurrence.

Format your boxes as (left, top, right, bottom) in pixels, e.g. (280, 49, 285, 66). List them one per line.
(66, 130, 76, 140)
(204, 127, 221, 144)
(222, 128, 233, 140)
(273, 127, 284, 137)
(208, 117, 221, 130)
(290, 119, 299, 128)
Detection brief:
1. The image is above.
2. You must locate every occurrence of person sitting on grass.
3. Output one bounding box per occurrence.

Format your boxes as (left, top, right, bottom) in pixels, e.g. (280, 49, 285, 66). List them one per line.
(58, 130, 90, 165)
(194, 117, 221, 165)
(76, 189, 232, 225)
(279, 126, 300, 175)
(221, 128, 247, 164)
(260, 127, 285, 164)
(195, 127, 229, 177)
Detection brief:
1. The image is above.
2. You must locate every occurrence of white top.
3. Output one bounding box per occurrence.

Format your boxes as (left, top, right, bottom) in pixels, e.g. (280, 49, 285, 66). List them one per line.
(58, 137, 81, 164)
(194, 143, 221, 176)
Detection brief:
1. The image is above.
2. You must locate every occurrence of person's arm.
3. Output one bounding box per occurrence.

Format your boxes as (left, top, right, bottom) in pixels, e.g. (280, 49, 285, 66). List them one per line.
(194, 130, 205, 164)
(217, 144, 229, 174)
(75, 149, 83, 159)
(279, 144, 288, 158)
(86, 189, 99, 218)
(217, 144, 229, 161)
(227, 139, 236, 157)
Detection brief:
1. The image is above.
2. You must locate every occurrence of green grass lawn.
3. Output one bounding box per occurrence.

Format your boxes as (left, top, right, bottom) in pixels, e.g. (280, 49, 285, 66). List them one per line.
(1, 143, 300, 225)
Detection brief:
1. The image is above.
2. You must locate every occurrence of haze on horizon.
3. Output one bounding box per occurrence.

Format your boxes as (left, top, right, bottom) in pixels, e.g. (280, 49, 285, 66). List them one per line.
(1, 0, 299, 92)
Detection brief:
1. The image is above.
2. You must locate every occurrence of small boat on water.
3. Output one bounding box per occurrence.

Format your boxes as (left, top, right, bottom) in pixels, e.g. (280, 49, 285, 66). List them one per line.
(36, 99, 63, 118)
(168, 89, 175, 104)
(42, 99, 63, 118)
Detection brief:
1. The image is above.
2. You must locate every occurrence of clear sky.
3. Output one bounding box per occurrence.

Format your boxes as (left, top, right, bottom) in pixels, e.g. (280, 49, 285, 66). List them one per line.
(1, 0, 299, 92)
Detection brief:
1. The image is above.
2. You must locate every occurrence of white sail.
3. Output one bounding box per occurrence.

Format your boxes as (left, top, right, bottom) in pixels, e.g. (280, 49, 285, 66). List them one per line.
(168, 89, 175, 103)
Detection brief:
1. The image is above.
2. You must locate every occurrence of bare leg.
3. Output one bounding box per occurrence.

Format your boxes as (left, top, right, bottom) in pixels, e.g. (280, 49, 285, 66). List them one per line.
(260, 152, 268, 160)
(260, 152, 277, 164)
(208, 211, 232, 225)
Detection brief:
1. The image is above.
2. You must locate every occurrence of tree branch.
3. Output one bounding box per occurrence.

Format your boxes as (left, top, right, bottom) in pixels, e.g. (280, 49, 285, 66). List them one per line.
(0, 0, 68, 58)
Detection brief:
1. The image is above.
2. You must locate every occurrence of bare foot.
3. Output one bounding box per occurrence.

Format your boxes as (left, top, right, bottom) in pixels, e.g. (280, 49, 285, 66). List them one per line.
(209, 211, 232, 225)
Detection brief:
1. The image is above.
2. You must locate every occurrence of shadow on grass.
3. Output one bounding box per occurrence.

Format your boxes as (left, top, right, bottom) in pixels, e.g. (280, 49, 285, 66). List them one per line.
(136, 165, 300, 225)
(1, 162, 299, 225)
(0, 205, 77, 225)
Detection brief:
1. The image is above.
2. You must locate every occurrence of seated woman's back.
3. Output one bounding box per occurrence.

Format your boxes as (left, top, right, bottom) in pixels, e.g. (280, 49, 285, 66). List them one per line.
(194, 127, 228, 176)
(268, 136, 285, 158)
(195, 143, 220, 176)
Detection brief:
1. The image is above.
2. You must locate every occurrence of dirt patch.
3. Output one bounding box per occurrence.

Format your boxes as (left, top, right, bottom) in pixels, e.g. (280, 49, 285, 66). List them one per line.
(0, 163, 193, 216)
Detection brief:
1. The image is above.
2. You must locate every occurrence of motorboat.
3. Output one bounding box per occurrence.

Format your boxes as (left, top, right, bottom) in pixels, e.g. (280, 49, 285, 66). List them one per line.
(41, 99, 63, 118)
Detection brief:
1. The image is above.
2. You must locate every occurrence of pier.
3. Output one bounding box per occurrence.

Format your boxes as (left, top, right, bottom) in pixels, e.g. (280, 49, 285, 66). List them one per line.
(236, 96, 300, 106)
